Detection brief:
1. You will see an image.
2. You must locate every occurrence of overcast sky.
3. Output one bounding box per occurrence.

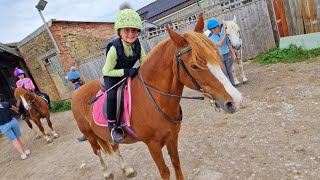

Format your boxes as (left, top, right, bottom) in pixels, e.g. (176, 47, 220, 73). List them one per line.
(0, 0, 155, 44)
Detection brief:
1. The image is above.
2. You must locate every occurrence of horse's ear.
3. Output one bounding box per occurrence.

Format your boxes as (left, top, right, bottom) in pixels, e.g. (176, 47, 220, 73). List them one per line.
(22, 84, 25, 89)
(233, 15, 237, 23)
(194, 13, 204, 33)
(165, 25, 188, 47)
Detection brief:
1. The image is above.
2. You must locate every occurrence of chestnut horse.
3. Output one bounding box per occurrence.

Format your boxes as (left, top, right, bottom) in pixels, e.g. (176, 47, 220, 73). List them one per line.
(71, 14, 242, 179)
(14, 87, 59, 143)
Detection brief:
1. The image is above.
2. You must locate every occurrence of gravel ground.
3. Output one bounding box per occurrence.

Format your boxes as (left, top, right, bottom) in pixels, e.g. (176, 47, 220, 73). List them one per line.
(1, 58, 319, 180)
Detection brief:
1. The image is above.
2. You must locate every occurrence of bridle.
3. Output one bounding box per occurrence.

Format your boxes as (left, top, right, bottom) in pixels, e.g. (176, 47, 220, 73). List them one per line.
(137, 46, 217, 124)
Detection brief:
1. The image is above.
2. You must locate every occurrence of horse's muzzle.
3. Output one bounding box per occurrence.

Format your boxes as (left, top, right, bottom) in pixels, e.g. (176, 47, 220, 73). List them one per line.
(225, 102, 236, 113)
(233, 45, 241, 50)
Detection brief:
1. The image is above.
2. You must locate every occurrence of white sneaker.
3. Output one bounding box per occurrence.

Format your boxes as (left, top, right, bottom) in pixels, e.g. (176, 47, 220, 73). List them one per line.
(21, 154, 27, 160)
(24, 149, 30, 155)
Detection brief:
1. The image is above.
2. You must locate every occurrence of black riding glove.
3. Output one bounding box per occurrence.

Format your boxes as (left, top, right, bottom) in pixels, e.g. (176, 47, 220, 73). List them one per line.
(124, 68, 139, 77)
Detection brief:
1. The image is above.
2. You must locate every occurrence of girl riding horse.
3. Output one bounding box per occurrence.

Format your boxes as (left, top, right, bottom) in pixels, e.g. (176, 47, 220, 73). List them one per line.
(102, 8, 146, 144)
(13, 67, 51, 119)
(72, 13, 242, 179)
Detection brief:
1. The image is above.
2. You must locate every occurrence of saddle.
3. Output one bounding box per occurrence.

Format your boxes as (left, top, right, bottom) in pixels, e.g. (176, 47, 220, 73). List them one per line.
(34, 91, 50, 106)
(91, 77, 138, 139)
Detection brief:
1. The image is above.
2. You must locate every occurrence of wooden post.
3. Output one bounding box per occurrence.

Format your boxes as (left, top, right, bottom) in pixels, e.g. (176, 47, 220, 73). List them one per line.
(277, 0, 289, 36)
(267, 0, 280, 44)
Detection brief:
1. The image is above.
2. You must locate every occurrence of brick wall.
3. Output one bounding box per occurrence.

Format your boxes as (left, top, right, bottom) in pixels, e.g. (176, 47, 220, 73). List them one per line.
(51, 22, 114, 73)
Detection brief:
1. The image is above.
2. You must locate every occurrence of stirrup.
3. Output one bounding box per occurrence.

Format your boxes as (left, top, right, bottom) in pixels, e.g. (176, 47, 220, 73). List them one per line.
(110, 126, 125, 144)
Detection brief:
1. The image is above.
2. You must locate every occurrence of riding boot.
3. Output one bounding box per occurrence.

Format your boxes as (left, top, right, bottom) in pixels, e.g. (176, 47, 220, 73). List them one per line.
(105, 76, 124, 144)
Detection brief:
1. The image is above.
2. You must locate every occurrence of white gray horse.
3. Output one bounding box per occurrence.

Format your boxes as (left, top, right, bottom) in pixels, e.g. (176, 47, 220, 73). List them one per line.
(204, 15, 248, 85)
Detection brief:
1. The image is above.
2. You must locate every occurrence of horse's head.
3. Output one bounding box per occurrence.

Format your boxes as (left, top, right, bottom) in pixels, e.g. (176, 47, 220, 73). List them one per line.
(222, 15, 241, 50)
(14, 87, 33, 110)
(165, 13, 242, 113)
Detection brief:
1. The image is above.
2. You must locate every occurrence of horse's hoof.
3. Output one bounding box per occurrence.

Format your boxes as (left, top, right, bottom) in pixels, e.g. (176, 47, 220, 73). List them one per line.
(35, 135, 41, 139)
(46, 139, 53, 143)
(104, 173, 114, 180)
(53, 134, 60, 139)
(126, 170, 137, 178)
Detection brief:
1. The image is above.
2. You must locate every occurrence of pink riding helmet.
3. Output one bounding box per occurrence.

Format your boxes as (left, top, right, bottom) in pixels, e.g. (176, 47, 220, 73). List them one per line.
(14, 67, 24, 77)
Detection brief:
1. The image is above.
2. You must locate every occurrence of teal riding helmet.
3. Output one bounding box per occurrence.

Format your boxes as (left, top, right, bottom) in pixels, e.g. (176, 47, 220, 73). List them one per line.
(207, 19, 220, 30)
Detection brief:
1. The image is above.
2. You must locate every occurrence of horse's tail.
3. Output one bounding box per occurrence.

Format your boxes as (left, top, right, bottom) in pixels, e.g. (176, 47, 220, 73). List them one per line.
(96, 138, 114, 155)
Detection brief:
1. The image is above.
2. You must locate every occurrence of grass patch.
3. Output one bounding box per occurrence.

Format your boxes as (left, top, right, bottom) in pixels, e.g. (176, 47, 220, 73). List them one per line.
(50, 100, 71, 112)
(255, 44, 320, 64)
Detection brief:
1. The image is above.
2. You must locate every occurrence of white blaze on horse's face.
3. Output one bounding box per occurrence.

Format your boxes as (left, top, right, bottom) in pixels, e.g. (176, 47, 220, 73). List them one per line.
(223, 20, 241, 50)
(207, 64, 243, 111)
(20, 95, 31, 110)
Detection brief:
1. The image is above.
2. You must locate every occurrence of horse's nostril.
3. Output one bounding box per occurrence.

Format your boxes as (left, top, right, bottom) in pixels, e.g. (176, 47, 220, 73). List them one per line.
(225, 102, 235, 112)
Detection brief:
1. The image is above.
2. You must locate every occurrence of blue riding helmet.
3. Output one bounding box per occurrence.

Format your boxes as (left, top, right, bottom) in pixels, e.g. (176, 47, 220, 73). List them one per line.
(207, 19, 220, 30)
(66, 68, 80, 80)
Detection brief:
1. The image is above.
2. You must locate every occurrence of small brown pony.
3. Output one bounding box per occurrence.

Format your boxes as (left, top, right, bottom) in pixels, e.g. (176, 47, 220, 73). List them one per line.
(14, 87, 59, 143)
(72, 14, 242, 180)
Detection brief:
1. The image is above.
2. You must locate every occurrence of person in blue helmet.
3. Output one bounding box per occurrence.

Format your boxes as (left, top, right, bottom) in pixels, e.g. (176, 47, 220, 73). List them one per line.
(66, 66, 87, 142)
(207, 19, 238, 86)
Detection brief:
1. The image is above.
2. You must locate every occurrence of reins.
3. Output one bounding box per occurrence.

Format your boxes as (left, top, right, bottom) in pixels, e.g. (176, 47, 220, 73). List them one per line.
(137, 46, 217, 124)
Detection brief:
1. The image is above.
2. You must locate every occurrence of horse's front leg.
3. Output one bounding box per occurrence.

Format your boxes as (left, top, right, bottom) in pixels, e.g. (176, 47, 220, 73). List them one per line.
(25, 118, 41, 139)
(115, 147, 136, 178)
(96, 149, 114, 180)
(45, 114, 59, 139)
(232, 63, 240, 86)
(238, 59, 248, 83)
(147, 140, 170, 180)
(166, 135, 184, 180)
(32, 117, 52, 143)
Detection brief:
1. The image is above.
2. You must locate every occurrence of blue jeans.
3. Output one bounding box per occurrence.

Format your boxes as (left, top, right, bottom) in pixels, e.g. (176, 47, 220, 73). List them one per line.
(221, 53, 235, 86)
(0, 118, 22, 141)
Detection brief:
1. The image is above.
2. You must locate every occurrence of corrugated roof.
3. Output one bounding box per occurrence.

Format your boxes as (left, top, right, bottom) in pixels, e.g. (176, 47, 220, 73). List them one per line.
(0, 42, 21, 57)
(137, 0, 191, 19)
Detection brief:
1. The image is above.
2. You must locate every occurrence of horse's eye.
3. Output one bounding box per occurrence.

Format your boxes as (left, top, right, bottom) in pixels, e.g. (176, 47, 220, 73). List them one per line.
(190, 64, 200, 70)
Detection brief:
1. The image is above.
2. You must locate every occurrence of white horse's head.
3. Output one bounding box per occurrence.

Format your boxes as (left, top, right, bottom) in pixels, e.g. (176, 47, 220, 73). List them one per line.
(222, 15, 241, 50)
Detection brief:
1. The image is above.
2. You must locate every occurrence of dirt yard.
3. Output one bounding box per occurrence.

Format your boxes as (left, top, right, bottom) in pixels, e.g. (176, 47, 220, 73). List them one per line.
(1, 58, 320, 180)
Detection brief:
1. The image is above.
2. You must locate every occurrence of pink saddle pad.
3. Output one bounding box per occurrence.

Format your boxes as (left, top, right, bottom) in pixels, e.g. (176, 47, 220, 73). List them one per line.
(92, 78, 132, 127)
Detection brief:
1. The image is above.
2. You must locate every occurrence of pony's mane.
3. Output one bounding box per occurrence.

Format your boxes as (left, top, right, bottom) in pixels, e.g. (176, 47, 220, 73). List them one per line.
(142, 31, 222, 69)
(14, 87, 28, 100)
(183, 31, 222, 68)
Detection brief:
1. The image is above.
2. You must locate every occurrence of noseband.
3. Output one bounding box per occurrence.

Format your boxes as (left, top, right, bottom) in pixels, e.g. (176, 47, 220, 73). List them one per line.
(137, 46, 217, 124)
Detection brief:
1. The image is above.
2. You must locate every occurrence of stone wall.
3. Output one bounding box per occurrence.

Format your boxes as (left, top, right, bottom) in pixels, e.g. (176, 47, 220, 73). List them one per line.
(18, 21, 114, 101)
(18, 31, 61, 100)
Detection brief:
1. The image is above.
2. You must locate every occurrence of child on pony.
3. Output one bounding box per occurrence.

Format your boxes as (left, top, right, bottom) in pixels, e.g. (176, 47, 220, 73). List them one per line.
(66, 66, 87, 142)
(13, 67, 51, 119)
(102, 8, 146, 144)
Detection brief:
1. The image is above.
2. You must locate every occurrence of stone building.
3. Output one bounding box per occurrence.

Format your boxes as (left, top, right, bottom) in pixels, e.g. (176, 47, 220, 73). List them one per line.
(17, 20, 114, 100)
(0, 42, 32, 103)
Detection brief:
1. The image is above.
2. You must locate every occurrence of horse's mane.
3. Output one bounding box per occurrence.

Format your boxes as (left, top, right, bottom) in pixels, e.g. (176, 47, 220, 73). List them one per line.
(143, 31, 222, 69)
(183, 31, 222, 68)
(14, 87, 28, 100)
